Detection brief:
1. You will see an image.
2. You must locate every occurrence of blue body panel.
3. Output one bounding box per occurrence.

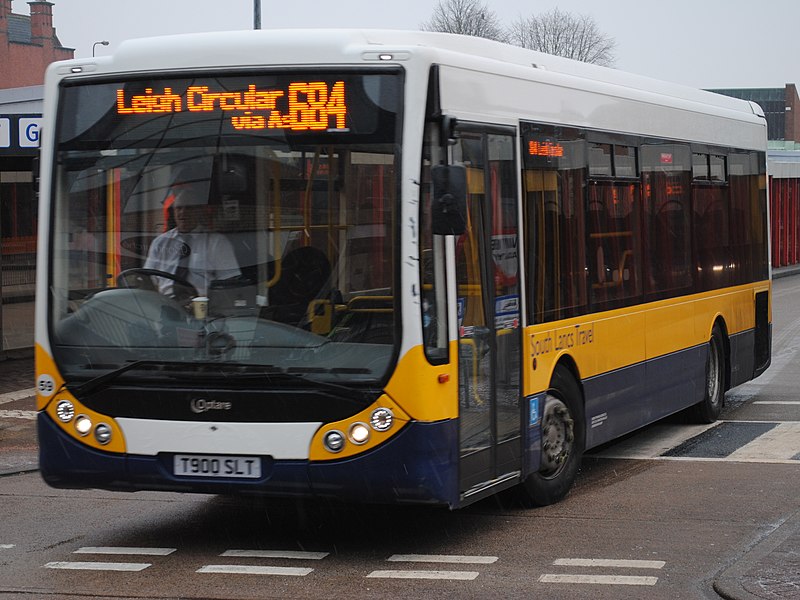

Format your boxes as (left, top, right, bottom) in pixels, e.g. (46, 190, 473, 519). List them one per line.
(37, 414, 460, 506)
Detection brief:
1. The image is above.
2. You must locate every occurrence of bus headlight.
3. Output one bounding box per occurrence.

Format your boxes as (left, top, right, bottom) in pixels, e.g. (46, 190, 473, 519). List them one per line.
(323, 430, 345, 453)
(370, 407, 394, 432)
(55, 400, 75, 423)
(94, 423, 112, 445)
(74, 415, 92, 436)
(348, 422, 370, 445)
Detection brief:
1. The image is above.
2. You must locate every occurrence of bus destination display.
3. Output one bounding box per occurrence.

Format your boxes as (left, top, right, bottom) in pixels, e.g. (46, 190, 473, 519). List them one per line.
(116, 81, 348, 131)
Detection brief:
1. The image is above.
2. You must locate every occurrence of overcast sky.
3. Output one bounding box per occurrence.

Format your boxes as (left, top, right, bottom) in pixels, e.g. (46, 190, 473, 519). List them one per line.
(13, 0, 797, 89)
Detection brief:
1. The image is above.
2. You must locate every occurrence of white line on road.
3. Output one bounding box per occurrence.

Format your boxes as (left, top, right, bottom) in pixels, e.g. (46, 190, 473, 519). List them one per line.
(367, 570, 479, 580)
(553, 558, 665, 569)
(0, 388, 36, 406)
(388, 554, 498, 564)
(539, 574, 658, 585)
(45, 561, 152, 572)
(74, 547, 176, 556)
(754, 401, 800, 405)
(197, 565, 313, 576)
(1, 545, 15, 549)
(0, 409, 36, 420)
(221, 549, 328, 560)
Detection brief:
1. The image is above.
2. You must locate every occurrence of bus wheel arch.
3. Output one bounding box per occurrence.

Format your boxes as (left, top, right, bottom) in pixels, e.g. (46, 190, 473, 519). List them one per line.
(518, 361, 585, 507)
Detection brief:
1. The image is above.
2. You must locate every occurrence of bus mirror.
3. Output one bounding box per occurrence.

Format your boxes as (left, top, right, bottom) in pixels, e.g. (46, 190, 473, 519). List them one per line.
(431, 165, 467, 236)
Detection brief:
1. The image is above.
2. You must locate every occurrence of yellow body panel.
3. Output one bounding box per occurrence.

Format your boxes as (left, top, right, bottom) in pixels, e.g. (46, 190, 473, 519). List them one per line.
(524, 281, 770, 396)
(36, 344, 127, 453)
(383, 343, 458, 421)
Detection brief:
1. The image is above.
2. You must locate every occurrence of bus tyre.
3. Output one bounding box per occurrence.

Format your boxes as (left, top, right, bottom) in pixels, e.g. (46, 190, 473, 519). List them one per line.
(691, 326, 726, 423)
(519, 366, 585, 507)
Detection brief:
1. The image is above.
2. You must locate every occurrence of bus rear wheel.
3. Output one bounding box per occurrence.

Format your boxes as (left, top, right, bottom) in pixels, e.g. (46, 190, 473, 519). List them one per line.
(690, 325, 726, 423)
(518, 365, 585, 507)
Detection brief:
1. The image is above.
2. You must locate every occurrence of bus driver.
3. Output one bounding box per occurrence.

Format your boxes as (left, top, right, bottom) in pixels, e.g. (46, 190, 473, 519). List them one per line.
(144, 187, 240, 299)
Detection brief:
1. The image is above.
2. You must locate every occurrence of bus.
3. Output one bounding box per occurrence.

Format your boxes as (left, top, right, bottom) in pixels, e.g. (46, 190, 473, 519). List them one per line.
(35, 29, 771, 508)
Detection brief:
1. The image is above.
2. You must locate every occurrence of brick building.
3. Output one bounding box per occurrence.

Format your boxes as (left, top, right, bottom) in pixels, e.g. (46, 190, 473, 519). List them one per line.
(0, 0, 73, 89)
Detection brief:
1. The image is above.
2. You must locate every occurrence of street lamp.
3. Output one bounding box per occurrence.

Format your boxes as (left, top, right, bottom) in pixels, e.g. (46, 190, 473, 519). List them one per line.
(92, 40, 109, 57)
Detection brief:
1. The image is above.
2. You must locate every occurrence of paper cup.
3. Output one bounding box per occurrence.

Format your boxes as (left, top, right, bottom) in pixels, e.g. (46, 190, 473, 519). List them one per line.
(192, 296, 209, 319)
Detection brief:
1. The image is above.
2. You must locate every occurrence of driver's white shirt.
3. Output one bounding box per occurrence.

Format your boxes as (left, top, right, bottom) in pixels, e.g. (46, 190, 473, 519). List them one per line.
(144, 227, 240, 296)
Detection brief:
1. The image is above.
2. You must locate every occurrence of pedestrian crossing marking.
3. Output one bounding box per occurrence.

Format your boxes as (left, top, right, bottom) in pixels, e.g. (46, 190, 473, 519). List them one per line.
(553, 558, 665, 569)
(74, 547, 176, 556)
(0, 409, 36, 420)
(539, 573, 658, 585)
(387, 554, 498, 564)
(367, 570, 479, 580)
(0, 388, 36, 406)
(221, 549, 328, 560)
(198, 565, 313, 576)
(45, 561, 151, 572)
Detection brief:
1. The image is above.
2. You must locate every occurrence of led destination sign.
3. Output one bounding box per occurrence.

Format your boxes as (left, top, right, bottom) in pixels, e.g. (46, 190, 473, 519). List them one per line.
(116, 80, 348, 132)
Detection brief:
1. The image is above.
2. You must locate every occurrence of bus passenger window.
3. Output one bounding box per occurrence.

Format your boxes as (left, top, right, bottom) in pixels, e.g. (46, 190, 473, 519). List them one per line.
(641, 144, 692, 297)
(522, 124, 587, 323)
(587, 182, 641, 309)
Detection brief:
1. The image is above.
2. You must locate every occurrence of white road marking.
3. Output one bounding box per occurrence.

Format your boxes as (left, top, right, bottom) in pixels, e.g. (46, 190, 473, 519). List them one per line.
(539, 574, 658, 585)
(367, 569, 479, 580)
(727, 423, 800, 461)
(753, 401, 800, 405)
(45, 561, 151, 572)
(591, 423, 719, 460)
(0, 409, 36, 420)
(197, 565, 313, 576)
(0, 388, 36, 406)
(221, 549, 328, 560)
(1, 545, 15, 549)
(553, 558, 665, 569)
(74, 547, 176, 556)
(388, 554, 498, 564)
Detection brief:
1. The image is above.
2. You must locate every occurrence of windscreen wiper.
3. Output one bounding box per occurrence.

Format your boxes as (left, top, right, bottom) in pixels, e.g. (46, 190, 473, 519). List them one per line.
(67, 360, 162, 397)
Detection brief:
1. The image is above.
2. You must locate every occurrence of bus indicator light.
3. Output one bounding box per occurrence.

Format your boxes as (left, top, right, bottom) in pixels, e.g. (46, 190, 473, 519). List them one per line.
(55, 400, 75, 422)
(116, 81, 348, 132)
(323, 430, 346, 453)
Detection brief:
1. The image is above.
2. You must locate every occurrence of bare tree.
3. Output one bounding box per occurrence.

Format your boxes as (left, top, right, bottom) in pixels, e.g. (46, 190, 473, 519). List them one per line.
(421, 0, 507, 42)
(508, 8, 616, 67)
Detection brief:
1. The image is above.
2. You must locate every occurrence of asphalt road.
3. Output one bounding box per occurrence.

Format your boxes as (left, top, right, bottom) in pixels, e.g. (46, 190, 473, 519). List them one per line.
(0, 276, 798, 599)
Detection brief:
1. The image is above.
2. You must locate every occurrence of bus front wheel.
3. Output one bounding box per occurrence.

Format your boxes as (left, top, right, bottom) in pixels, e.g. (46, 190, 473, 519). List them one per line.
(518, 365, 585, 507)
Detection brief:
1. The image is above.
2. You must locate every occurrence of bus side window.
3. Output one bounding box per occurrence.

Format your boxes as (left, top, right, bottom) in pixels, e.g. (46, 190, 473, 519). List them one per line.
(641, 144, 693, 298)
(588, 183, 641, 308)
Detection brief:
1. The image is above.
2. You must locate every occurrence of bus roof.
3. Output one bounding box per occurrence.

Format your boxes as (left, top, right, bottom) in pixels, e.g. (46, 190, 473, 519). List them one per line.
(49, 29, 761, 121)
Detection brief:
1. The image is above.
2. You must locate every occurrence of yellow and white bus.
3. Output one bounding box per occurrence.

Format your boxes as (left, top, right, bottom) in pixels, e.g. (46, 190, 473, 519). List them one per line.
(35, 30, 770, 508)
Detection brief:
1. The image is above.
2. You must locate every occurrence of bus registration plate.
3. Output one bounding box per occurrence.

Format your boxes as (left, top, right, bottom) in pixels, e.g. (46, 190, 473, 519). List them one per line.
(173, 454, 261, 479)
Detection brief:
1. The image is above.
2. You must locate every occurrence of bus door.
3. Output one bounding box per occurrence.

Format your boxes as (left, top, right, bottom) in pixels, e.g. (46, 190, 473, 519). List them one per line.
(452, 126, 523, 498)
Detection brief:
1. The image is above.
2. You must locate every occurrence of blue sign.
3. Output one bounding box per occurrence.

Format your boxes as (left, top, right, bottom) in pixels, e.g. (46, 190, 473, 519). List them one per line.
(528, 395, 540, 427)
(0, 113, 41, 155)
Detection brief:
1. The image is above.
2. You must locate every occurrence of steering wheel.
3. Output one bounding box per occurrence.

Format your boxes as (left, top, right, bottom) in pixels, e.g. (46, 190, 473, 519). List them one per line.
(117, 268, 199, 306)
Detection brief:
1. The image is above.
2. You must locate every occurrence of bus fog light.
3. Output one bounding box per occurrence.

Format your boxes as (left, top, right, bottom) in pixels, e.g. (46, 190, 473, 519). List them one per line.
(348, 422, 370, 445)
(370, 408, 394, 432)
(323, 430, 345, 453)
(55, 400, 75, 422)
(74, 415, 92, 436)
(94, 423, 112, 445)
